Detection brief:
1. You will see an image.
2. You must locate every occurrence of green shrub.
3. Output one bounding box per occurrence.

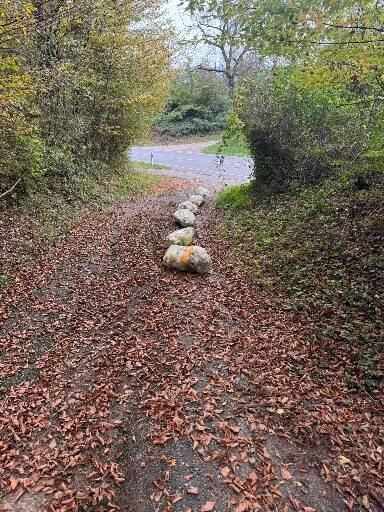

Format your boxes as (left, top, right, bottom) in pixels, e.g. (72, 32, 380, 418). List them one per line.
(0, 132, 45, 195)
(216, 183, 252, 210)
(156, 68, 230, 136)
(0, 0, 173, 202)
(238, 68, 370, 192)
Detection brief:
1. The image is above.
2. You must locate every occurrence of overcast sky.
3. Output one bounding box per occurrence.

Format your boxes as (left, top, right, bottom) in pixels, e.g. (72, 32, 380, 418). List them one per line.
(165, 0, 219, 65)
(166, 0, 190, 30)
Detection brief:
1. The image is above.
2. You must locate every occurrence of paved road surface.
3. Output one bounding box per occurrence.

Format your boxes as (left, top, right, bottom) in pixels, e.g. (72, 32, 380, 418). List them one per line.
(130, 142, 253, 186)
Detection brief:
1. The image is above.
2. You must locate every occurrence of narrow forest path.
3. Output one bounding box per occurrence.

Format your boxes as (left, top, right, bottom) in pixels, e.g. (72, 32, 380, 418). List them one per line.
(0, 175, 382, 512)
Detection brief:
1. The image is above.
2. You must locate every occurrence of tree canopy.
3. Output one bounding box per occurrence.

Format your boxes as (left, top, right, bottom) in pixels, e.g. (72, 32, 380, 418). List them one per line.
(186, 0, 383, 81)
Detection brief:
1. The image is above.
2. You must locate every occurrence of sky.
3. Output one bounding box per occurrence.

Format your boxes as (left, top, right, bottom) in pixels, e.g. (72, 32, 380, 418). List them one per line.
(166, 0, 191, 31)
(165, 0, 219, 65)
(165, 0, 204, 64)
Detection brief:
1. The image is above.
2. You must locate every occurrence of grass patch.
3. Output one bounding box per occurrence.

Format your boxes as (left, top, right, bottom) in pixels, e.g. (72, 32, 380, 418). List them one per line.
(31, 167, 163, 241)
(0, 274, 10, 286)
(203, 138, 251, 157)
(111, 168, 163, 199)
(140, 131, 223, 146)
(217, 160, 383, 389)
(132, 160, 171, 170)
(216, 183, 252, 210)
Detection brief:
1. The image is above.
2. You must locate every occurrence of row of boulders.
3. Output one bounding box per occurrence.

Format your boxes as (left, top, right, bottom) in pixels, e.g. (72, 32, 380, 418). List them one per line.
(163, 187, 213, 275)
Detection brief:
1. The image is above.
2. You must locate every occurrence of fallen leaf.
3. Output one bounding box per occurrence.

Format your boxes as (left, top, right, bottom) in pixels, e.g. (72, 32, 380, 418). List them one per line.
(362, 495, 372, 511)
(187, 487, 200, 494)
(235, 503, 249, 512)
(201, 501, 216, 511)
(172, 494, 183, 503)
(281, 465, 293, 480)
(289, 496, 301, 511)
(344, 498, 355, 511)
(153, 492, 162, 502)
(221, 466, 230, 477)
(10, 478, 18, 490)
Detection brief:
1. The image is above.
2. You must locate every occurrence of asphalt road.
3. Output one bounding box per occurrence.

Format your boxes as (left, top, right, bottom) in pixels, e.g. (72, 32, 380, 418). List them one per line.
(130, 142, 253, 186)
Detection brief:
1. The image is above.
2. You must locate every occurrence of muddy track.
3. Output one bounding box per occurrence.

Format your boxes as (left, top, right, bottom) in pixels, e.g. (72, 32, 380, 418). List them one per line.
(0, 179, 382, 512)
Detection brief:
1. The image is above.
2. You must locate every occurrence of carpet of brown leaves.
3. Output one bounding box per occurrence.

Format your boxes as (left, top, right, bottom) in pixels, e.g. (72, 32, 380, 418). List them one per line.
(0, 177, 383, 512)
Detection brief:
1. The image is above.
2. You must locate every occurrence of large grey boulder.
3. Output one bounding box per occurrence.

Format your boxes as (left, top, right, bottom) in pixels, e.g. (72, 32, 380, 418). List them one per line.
(173, 209, 196, 227)
(189, 194, 205, 207)
(178, 201, 198, 214)
(163, 245, 213, 274)
(194, 186, 209, 199)
(166, 227, 194, 247)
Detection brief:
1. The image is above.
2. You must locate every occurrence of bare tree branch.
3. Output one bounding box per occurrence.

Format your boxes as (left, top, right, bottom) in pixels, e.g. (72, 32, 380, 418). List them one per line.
(192, 8, 254, 95)
(0, 177, 22, 200)
(324, 23, 384, 34)
(196, 64, 227, 75)
(284, 38, 384, 45)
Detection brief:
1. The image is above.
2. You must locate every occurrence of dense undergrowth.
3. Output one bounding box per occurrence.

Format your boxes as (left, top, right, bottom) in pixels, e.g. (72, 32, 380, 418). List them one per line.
(217, 158, 383, 389)
(154, 68, 230, 137)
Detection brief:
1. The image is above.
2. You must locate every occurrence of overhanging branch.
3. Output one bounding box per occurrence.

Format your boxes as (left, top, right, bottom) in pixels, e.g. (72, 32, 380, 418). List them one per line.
(283, 38, 384, 45)
(324, 23, 384, 34)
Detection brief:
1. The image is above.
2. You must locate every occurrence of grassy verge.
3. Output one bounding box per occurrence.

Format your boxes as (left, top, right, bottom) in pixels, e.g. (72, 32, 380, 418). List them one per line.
(0, 163, 164, 285)
(216, 159, 383, 389)
(140, 132, 223, 146)
(203, 138, 251, 157)
(133, 161, 171, 170)
(25, 167, 163, 242)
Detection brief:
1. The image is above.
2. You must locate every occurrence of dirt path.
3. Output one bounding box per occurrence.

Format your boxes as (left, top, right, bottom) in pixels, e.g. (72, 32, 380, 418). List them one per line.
(0, 177, 383, 512)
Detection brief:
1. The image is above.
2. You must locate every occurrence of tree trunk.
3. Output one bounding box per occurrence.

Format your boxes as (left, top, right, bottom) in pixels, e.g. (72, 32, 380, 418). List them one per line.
(227, 74, 235, 97)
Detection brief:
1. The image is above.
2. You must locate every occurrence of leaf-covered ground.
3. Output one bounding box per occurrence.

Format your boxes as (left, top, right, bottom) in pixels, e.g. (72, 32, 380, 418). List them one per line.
(216, 163, 383, 391)
(0, 176, 383, 512)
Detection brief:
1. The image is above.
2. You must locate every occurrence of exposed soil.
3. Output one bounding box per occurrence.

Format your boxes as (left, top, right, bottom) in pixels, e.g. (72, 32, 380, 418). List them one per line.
(0, 176, 383, 512)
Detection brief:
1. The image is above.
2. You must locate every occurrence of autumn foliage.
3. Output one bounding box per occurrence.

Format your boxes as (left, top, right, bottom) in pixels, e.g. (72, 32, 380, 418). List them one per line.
(0, 0, 173, 199)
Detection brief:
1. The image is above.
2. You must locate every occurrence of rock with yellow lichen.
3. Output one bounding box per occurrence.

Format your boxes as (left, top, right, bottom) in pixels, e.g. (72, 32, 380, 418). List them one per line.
(163, 245, 212, 274)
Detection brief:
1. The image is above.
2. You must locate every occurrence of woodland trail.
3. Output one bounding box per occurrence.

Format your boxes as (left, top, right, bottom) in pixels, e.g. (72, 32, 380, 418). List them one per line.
(0, 175, 382, 512)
